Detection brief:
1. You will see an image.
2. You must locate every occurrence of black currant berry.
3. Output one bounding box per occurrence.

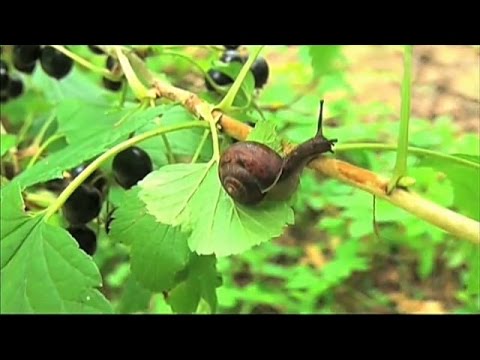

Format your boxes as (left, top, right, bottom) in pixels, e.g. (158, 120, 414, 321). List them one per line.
(8, 78, 24, 99)
(102, 77, 122, 91)
(12, 45, 41, 67)
(70, 164, 98, 180)
(251, 57, 269, 89)
(224, 45, 240, 50)
(44, 178, 67, 193)
(0, 60, 9, 93)
(13, 58, 36, 74)
(220, 50, 246, 64)
(112, 146, 153, 189)
(205, 69, 233, 91)
(106, 56, 117, 71)
(62, 184, 103, 225)
(88, 45, 104, 55)
(40, 46, 74, 80)
(67, 225, 97, 256)
(70, 164, 108, 198)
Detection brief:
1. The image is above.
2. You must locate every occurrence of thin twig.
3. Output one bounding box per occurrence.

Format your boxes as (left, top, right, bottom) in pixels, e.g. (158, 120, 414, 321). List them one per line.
(125, 51, 480, 244)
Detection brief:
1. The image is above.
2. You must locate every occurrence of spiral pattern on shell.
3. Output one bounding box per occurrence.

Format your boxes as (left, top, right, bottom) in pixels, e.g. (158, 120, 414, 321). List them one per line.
(221, 172, 265, 205)
(219, 141, 284, 205)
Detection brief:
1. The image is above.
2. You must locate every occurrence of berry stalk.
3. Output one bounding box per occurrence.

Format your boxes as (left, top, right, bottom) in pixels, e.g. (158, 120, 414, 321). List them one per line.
(44, 121, 209, 220)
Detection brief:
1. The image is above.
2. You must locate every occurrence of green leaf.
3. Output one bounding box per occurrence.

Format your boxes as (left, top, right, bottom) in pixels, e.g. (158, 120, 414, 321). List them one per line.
(247, 119, 283, 153)
(418, 243, 436, 279)
(167, 254, 217, 314)
(287, 239, 369, 297)
(66, 288, 114, 314)
(138, 162, 294, 256)
(56, 99, 135, 144)
(31, 64, 115, 105)
(0, 183, 112, 314)
(109, 188, 191, 292)
(419, 154, 480, 220)
(453, 154, 480, 164)
(139, 163, 212, 227)
(152, 294, 174, 314)
(137, 106, 213, 166)
(308, 46, 341, 78)
(130, 226, 190, 292)
(12, 105, 170, 190)
(117, 274, 153, 314)
(1, 134, 16, 157)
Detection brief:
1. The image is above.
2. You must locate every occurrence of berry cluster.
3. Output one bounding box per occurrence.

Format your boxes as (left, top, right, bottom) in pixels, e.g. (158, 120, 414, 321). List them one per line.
(46, 146, 153, 254)
(0, 60, 24, 104)
(87, 46, 124, 92)
(46, 165, 109, 256)
(0, 45, 75, 103)
(205, 45, 270, 92)
(13, 45, 73, 79)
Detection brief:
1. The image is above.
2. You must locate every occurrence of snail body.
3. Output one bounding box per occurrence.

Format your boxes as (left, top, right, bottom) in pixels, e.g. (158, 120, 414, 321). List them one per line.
(218, 100, 337, 206)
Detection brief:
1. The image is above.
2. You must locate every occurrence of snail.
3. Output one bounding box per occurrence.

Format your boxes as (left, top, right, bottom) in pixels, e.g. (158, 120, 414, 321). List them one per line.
(219, 100, 337, 206)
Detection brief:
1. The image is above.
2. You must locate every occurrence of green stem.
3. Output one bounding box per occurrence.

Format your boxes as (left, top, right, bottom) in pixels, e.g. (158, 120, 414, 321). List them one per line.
(251, 100, 267, 122)
(50, 45, 114, 79)
(335, 143, 480, 170)
(16, 113, 34, 146)
(119, 80, 128, 107)
(126, 51, 155, 85)
(24, 192, 57, 209)
(27, 133, 65, 169)
(216, 46, 264, 112)
(33, 112, 57, 146)
(114, 102, 148, 127)
(209, 117, 221, 162)
(161, 134, 176, 164)
(191, 129, 210, 163)
(115, 47, 150, 99)
(44, 121, 209, 219)
(388, 45, 413, 193)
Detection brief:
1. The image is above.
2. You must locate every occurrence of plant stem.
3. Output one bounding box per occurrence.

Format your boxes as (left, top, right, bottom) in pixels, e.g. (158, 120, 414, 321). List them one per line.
(27, 133, 65, 169)
(335, 143, 480, 170)
(33, 112, 57, 146)
(114, 102, 147, 127)
(388, 45, 413, 193)
(16, 113, 34, 146)
(310, 157, 480, 244)
(119, 80, 128, 107)
(126, 51, 155, 85)
(216, 46, 263, 112)
(161, 134, 176, 164)
(44, 121, 209, 219)
(115, 47, 150, 100)
(251, 100, 267, 122)
(209, 116, 221, 162)
(50, 45, 113, 79)
(191, 129, 210, 163)
(24, 192, 57, 209)
(146, 58, 479, 244)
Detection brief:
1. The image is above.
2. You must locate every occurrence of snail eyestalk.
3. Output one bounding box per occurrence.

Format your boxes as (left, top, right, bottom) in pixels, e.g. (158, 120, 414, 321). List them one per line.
(317, 99, 325, 137)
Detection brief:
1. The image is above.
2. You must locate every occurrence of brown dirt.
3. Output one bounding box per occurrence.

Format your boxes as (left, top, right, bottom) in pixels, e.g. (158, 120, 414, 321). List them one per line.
(342, 45, 480, 134)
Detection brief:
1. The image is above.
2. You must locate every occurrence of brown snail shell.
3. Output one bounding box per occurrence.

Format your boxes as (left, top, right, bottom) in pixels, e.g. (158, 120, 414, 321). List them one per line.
(218, 141, 284, 205)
